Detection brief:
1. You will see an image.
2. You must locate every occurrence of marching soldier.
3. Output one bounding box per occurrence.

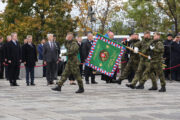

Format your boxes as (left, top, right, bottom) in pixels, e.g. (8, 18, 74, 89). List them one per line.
(52, 32, 84, 93)
(126, 31, 156, 89)
(114, 33, 141, 84)
(137, 32, 166, 92)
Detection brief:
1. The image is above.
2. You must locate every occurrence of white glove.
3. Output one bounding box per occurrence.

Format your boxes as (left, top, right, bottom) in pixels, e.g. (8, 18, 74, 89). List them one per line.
(134, 47, 139, 53)
(128, 54, 130, 58)
(148, 56, 151, 60)
(150, 45, 155, 50)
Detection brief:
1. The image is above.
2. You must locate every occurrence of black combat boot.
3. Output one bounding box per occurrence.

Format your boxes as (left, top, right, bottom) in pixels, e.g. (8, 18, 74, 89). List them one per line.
(112, 79, 122, 85)
(136, 84, 144, 89)
(117, 79, 123, 85)
(148, 86, 158, 90)
(51, 85, 61, 91)
(159, 86, 166, 92)
(126, 84, 135, 89)
(75, 87, 84, 93)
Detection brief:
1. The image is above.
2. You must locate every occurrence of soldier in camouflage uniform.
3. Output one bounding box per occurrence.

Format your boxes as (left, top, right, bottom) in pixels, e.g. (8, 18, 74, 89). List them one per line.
(120, 34, 134, 82)
(114, 33, 141, 84)
(52, 32, 84, 93)
(137, 32, 166, 92)
(126, 31, 156, 89)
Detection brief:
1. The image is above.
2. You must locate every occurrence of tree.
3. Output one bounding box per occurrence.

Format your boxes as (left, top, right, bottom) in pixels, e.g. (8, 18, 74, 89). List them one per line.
(156, 0, 180, 34)
(123, 0, 180, 34)
(0, 0, 77, 44)
(75, 0, 122, 35)
(123, 0, 161, 32)
(110, 21, 131, 35)
(75, 0, 92, 35)
(95, 0, 122, 34)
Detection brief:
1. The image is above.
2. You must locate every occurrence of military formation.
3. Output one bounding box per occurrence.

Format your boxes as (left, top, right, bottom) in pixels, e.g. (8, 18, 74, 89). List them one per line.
(114, 31, 166, 92)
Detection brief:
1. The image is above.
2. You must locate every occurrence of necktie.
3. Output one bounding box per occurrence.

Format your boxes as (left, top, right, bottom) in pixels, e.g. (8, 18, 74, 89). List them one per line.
(14, 41, 17, 45)
(51, 42, 54, 49)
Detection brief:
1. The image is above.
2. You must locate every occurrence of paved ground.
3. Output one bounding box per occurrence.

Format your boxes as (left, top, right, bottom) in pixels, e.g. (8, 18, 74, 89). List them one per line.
(0, 76, 180, 120)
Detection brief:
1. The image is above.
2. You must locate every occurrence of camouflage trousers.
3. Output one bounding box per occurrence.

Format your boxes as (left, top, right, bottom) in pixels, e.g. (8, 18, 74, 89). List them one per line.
(139, 62, 166, 87)
(118, 60, 139, 80)
(58, 61, 83, 88)
(130, 59, 156, 86)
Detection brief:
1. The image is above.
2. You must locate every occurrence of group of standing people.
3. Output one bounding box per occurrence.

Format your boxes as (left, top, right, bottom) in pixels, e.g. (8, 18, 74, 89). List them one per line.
(0, 33, 60, 86)
(163, 34, 180, 81)
(0, 30, 180, 94)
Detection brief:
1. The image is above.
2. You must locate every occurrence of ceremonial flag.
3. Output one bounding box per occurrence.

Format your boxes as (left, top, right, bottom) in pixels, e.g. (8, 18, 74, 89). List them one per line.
(85, 33, 126, 77)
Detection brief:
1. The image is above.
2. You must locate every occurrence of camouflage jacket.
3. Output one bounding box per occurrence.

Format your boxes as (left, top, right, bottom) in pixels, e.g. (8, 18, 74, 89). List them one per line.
(150, 39, 164, 63)
(128, 39, 141, 63)
(139, 38, 153, 61)
(62, 39, 80, 64)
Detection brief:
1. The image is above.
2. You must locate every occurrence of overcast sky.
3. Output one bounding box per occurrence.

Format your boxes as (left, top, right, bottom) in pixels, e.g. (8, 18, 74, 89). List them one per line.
(0, 1, 7, 13)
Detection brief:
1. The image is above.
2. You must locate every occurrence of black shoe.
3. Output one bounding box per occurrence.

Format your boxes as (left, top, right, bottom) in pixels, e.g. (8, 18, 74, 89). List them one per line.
(136, 84, 144, 89)
(75, 87, 84, 93)
(91, 81, 98, 84)
(148, 87, 158, 90)
(31, 83, 35, 86)
(13, 83, 19, 86)
(10, 83, 14, 86)
(159, 86, 166, 92)
(86, 81, 89, 84)
(126, 84, 135, 89)
(52, 86, 61, 91)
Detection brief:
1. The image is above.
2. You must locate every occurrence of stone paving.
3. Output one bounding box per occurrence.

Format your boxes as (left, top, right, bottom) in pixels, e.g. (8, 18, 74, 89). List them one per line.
(0, 76, 180, 120)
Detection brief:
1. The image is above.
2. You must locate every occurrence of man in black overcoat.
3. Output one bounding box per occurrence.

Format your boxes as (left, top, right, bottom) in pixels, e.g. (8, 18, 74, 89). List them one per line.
(7, 33, 22, 86)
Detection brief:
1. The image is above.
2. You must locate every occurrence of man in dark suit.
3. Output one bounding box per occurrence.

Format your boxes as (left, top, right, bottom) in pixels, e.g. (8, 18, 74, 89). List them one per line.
(163, 34, 173, 80)
(43, 34, 59, 85)
(53, 35, 60, 80)
(38, 39, 46, 77)
(82, 33, 97, 84)
(0, 36, 4, 79)
(7, 32, 21, 86)
(22, 35, 37, 86)
(4, 35, 11, 80)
